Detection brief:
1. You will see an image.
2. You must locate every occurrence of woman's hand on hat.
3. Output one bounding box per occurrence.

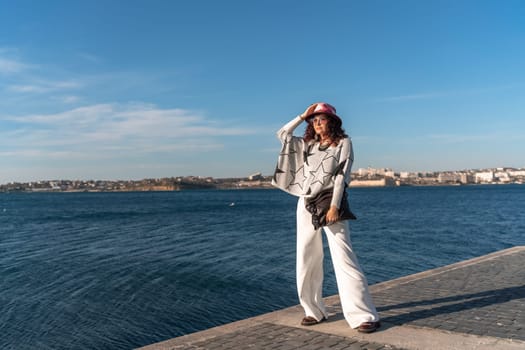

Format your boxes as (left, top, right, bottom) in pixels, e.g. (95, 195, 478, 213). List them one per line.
(300, 103, 318, 120)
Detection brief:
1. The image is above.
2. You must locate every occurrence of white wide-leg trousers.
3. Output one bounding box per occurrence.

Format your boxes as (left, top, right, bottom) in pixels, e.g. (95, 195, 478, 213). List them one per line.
(296, 197, 380, 328)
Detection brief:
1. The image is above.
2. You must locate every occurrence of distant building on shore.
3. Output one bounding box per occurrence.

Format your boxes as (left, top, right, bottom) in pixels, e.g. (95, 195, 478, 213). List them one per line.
(248, 172, 263, 181)
(475, 171, 494, 183)
(350, 177, 396, 187)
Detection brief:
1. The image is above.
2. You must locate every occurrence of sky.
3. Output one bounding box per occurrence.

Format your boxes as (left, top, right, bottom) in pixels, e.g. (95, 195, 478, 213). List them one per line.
(1, 0, 524, 183)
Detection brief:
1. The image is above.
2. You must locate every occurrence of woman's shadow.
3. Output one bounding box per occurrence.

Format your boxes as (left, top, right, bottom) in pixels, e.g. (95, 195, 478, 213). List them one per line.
(376, 284, 525, 327)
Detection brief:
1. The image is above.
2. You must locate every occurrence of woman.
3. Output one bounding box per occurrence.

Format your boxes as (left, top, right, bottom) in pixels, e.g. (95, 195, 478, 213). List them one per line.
(272, 102, 380, 333)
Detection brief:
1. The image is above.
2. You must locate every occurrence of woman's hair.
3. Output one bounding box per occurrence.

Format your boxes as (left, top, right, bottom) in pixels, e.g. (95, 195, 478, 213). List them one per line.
(303, 115, 348, 144)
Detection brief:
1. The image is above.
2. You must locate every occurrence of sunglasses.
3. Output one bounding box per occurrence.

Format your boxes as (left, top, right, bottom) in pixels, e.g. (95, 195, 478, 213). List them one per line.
(308, 115, 329, 124)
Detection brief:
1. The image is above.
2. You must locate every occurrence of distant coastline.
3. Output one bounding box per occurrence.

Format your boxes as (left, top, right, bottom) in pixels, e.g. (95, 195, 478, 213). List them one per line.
(1, 166, 524, 193)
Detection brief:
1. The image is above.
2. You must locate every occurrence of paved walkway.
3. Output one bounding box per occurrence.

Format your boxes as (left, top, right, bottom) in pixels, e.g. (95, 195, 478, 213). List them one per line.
(139, 246, 525, 350)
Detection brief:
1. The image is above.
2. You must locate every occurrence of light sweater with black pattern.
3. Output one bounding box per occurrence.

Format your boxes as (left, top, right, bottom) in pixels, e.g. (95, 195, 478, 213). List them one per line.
(272, 116, 354, 209)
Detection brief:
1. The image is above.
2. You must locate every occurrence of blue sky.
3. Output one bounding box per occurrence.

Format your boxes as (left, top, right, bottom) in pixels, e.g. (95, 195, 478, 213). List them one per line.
(1, 0, 524, 183)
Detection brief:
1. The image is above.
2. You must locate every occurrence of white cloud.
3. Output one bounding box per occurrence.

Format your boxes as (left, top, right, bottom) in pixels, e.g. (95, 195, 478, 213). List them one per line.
(0, 149, 75, 158)
(8, 79, 82, 94)
(58, 95, 82, 104)
(8, 85, 48, 93)
(379, 84, 522, 103)
(1, 50, 83, 104)
(1, 103, 255, 158)
(0, 57, 30, 74)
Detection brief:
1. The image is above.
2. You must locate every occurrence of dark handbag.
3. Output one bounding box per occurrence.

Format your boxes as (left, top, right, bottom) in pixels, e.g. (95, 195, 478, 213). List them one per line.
(305, 189, 357, 229)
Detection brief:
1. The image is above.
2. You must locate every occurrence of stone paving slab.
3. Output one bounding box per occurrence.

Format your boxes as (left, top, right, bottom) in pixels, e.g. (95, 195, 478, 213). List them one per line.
(370, 245, 525, 341)
(138, 246, 525, 350)
(184, 323, 403, 350)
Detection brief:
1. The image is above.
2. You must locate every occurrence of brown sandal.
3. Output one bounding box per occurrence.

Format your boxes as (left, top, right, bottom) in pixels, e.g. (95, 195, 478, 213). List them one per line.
(301, 316, 326, 326)
(357, 321, 381, 333)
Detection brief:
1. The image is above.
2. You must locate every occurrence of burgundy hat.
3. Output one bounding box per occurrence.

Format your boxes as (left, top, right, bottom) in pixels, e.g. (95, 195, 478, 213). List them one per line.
(305, 102, 342, 125)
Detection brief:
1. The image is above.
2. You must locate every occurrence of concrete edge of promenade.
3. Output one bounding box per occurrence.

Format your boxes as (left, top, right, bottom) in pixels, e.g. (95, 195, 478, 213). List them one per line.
(139, 246, 525, 350)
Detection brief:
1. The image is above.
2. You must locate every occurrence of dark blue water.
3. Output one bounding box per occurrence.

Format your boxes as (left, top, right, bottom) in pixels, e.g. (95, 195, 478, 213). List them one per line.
(1, 186, 524, 349)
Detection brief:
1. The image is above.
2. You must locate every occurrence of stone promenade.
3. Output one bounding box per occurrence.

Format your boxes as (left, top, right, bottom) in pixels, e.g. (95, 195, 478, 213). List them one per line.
(139, 246, 525, 350)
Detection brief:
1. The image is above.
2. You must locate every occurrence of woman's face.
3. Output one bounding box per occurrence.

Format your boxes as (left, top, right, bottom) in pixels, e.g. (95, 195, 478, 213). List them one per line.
(310, 114, 330, 137)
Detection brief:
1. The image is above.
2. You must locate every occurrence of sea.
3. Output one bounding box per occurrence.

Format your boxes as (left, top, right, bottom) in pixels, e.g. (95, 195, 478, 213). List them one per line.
(1, 185, 524, 349)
